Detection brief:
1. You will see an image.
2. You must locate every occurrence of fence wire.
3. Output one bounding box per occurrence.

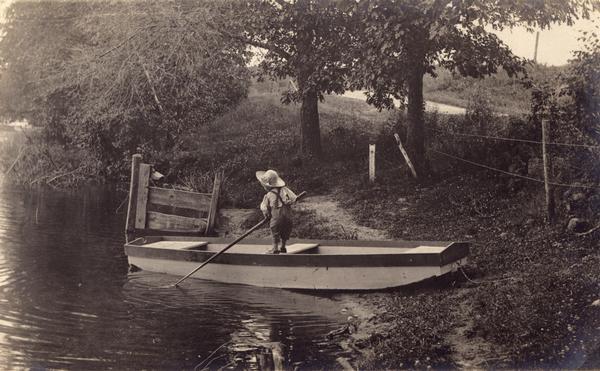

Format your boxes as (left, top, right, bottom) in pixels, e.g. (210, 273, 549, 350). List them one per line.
(430, 149, 600, 189)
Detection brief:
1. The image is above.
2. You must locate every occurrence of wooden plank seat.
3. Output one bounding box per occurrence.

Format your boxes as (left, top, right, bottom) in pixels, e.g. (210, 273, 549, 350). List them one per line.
(286, 243, 319, 254)
(141, 241, 208, 250)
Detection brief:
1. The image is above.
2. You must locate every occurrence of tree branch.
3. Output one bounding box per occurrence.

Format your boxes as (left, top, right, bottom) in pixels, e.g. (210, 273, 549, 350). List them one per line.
(97, 25, 157, 58)
(204, 21, 292, 60)
(140, 62, 164, 114)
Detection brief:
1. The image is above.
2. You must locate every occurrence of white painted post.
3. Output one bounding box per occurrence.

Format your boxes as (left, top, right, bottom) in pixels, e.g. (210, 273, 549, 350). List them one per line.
(369, 144, 376, 182)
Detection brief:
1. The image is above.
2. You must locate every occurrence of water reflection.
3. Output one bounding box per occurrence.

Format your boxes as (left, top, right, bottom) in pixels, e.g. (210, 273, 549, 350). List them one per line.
(0, 185, 346, 369)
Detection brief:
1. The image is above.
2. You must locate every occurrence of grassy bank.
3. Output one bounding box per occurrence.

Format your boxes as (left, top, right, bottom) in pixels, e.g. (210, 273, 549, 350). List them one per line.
(0, 128, 106, 187)
(336, 171, 599, 368)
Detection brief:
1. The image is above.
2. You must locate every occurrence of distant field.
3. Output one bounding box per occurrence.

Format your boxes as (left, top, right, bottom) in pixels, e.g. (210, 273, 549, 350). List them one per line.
(423, 64, 565, 115)
(251, 64, 564, 116)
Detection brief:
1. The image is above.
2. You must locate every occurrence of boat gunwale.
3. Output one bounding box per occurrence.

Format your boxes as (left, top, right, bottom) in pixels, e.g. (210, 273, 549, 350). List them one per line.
(125, 236, 469, 268)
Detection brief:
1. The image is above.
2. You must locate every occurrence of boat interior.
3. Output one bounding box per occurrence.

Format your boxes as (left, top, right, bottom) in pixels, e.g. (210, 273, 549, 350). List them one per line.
(128, 236, 452, 255)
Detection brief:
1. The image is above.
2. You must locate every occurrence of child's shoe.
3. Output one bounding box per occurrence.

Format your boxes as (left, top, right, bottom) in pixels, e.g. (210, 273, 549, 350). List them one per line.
(265, 247, 280, 254)
(279, 246, 287, 253)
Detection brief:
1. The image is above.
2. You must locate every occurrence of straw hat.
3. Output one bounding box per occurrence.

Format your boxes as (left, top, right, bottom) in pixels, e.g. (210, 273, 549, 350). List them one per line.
(256, 170, 285, 188)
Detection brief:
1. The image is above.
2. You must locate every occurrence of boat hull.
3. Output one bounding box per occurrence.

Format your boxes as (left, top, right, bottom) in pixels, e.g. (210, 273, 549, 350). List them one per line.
(125, 237, 469, 290)
(128, 256, 466, 290)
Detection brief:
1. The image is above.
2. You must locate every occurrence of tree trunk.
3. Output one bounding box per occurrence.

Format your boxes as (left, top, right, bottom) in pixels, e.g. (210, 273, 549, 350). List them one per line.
(406, 66, 426, 174)
(300, 88, 321, 157)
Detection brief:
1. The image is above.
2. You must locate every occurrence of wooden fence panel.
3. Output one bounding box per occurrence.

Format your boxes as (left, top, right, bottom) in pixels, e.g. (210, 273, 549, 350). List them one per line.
(146, 211, 206, 232)
(134, 164, 151, 229)
(147, 187, 212, 212)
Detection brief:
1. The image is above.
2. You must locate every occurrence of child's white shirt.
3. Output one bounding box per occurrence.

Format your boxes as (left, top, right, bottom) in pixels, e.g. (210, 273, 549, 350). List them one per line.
(260, 187, 298, 214)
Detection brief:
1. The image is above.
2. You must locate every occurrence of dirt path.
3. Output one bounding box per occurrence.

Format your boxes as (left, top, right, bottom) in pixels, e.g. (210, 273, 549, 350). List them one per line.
(446, 291, 499, 369)
(299, 195, 389, 240)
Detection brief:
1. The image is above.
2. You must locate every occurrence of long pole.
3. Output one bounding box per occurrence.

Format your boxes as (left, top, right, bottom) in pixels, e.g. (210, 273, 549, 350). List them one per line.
(172, 218, 268, 287)
(542, 119, 555, 223)
(171, 191, 308, 287)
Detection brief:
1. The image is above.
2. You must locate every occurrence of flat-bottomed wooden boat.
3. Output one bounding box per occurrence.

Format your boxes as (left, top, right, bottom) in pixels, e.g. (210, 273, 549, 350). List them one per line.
(125, 236, 469, 290)
(123, 155, 469, 290)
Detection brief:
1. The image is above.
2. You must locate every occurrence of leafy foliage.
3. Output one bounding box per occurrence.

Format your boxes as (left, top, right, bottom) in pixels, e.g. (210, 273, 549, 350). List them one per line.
(529, 26, 600, 189)
(347, 0, 598, 172)
(0, 1, 251, 179)
(212, 0, 354, 156)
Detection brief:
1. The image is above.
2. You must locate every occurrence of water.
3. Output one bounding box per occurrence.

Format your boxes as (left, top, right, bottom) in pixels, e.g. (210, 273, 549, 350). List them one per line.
(0, 185, 347, 369)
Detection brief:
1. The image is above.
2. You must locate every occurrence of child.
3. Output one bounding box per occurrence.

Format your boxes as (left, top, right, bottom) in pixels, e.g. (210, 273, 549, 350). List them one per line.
(256, 170, 298, 254)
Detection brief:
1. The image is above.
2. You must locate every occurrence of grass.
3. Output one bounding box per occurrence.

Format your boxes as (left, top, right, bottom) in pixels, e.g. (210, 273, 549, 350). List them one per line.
(157, 92, 392, 208)
(0, 129, 104, 188)
(422, 64, 565, 116)
(335, 170, 600, 368)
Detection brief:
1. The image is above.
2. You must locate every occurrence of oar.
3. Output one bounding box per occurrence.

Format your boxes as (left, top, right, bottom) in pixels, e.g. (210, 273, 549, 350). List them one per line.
(170, 190, 307, 287)
(171, 218, 268, 287)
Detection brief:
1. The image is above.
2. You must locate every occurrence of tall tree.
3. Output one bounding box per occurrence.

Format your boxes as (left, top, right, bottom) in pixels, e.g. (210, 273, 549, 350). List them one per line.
(350, 0, 598, 174)
(0, 1, 251, 174)
(213, 0, 353, 157)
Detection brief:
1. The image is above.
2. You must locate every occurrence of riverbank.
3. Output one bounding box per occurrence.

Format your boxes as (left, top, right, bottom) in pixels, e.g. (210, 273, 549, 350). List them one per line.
(2, 90, 599, 368)
(318, 172, 600, 369)
(227, 183, 599, 368)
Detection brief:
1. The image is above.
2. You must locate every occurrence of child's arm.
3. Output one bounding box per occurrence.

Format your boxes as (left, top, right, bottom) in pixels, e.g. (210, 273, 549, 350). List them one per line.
(282, 187, 298, 203)
(260, 194, 271, 219)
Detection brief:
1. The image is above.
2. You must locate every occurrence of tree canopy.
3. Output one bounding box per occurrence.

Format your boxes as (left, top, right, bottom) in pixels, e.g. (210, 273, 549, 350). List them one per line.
(213, 0, 354, 156)
(0, 1, 251, 175)
(348, 0, 599, 173)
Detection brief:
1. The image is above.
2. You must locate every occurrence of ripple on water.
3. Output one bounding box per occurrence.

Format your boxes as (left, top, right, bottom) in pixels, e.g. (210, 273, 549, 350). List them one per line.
(0, 186, 347, 370)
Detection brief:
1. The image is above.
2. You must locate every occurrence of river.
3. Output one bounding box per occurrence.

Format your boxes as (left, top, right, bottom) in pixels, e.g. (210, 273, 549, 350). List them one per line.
(0, 184, 349, 369)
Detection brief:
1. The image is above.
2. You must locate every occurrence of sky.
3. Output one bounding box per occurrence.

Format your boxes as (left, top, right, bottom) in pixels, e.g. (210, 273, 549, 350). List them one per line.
(493, 18, 599, 65)
(0, 0, 597, 66)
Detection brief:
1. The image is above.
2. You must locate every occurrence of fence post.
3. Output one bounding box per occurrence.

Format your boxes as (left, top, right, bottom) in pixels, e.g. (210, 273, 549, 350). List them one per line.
(541, 119, 555, 223)
(369, 144, 376, 182)
(394, 133, 418, 179)
(126, 154, 142, 234)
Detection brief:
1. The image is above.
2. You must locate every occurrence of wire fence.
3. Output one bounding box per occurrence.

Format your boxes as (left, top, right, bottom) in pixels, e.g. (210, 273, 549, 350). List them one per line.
(410, 126, 600, 190)
(432, 129, 600, 150)
(430, 149, 600, 189)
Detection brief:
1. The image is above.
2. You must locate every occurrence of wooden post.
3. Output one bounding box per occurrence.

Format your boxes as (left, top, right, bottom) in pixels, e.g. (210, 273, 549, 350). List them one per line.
(369, 144, 376, 182)
(394, 133, 418, 179)
(206, 170, 223, 235)
(125, 154, 142, 234)
(271, 342, 284, 371)
(541, 119, 555, 223)
(134, 164, 151, 229)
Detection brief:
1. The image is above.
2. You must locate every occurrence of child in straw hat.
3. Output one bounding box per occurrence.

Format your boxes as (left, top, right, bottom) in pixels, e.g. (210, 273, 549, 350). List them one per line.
(256, 170, 298, 254)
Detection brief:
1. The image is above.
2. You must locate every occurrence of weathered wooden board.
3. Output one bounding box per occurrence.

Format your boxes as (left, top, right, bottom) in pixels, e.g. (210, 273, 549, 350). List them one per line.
(135, 164, 151, 229)
(207, 171, 223, 234)
(146, 211, 206, 232)
(148, 187, 212, 212)
(287, 243, 319, 254)
(126, 154, 142, 233)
